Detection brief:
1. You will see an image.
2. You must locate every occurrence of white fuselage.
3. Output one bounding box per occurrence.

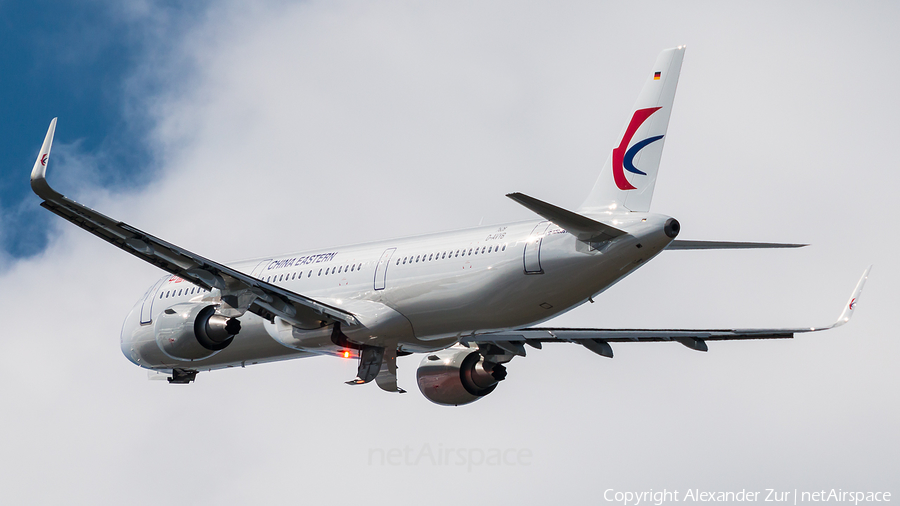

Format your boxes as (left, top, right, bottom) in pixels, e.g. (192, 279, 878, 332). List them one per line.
(120, 212, 675, 372)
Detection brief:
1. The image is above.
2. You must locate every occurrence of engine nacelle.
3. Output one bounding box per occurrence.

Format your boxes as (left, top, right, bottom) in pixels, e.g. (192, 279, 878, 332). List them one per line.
(416, 347, 506, 406)
(154, 303, 240, 361)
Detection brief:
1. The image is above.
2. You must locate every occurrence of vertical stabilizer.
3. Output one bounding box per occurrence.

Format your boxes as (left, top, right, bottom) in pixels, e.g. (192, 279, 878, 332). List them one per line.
(579, 47, 685, 214)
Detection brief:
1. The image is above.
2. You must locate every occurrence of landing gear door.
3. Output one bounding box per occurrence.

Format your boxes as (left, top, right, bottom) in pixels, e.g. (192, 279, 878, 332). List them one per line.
(374, 248, 396, 290)
(139, 276, 167, 325)
(523, 221, 551, 274)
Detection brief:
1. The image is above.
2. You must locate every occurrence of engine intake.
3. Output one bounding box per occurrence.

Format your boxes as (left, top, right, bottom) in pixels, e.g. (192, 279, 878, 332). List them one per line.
(416, 348, 505, 406)
(155, 303, 240, 361)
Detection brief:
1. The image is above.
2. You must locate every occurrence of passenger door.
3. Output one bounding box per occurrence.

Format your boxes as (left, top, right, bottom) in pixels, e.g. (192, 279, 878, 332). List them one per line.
(139, 277, 167, 325)
(374, 248, 396, 290)
(523, 221, 550, 274)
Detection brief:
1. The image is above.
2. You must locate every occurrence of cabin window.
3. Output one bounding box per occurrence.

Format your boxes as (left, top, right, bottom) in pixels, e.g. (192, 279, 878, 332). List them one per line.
(468, 248, 473, 255)
(441, 252, 446, 259)
(416, 255, 420, 262)
(351, 264, 355, 271)
(474, 248, 478, 255)
(318, 269, 322, 276)
(358, 263, 362, 270)
(403, 257, 407, 264)
(308, 270, 312, 277)
(482, 247, 486, 254)
(159, 292, 164, 299)
(428, 254, 433, 261)
(279, 274, 283, 281)
(337, 266, 342, 274)
(502, 244, 507, 251)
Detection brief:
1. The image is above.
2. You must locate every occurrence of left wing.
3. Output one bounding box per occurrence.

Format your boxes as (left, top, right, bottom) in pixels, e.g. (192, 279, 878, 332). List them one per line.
(30, 118, 358, 329)
(472, 266, 871, 357)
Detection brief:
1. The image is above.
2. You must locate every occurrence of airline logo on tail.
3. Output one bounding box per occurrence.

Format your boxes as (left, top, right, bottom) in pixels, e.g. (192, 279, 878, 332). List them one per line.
(612, 107, 663, 190)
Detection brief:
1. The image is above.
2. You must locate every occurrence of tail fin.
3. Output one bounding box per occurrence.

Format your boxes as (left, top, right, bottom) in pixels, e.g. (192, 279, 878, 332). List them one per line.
(579, 47, 685, 214)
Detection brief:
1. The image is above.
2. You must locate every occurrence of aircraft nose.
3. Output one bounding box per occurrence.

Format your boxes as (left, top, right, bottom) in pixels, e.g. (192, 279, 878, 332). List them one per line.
(120, 301, 145, 366)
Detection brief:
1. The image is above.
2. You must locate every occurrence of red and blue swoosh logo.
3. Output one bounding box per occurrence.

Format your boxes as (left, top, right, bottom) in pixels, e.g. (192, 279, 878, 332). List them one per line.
(612, 107, 663, 190)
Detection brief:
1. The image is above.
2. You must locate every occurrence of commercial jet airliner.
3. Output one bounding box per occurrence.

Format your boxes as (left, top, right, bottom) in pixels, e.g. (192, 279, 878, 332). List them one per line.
(30, 47, 869, 405)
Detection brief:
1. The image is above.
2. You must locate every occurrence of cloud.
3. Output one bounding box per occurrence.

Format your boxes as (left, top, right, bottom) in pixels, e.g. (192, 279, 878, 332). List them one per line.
(0, 1, 897, 503)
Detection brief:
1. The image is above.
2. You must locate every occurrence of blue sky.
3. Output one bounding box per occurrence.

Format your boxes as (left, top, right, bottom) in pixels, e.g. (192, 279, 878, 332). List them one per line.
(0, 1, 203, 257)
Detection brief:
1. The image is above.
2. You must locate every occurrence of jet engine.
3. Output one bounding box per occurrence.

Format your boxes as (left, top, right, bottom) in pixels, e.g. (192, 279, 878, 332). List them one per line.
(416, 347, 507, 406)
(154, 303, 240, 361)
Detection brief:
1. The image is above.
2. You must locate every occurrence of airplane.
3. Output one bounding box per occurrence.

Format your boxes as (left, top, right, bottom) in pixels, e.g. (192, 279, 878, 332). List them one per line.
(29, 46, 870, 405)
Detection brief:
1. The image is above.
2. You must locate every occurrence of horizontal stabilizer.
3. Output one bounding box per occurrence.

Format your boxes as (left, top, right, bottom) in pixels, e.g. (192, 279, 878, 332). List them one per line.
(506, 192, 626, 243)
(667, 240, 807, 250)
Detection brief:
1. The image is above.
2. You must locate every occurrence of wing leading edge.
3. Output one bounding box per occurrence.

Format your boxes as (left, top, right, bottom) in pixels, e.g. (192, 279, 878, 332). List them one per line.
(30, 119, 358, 329)
(473, 266, 871, 357)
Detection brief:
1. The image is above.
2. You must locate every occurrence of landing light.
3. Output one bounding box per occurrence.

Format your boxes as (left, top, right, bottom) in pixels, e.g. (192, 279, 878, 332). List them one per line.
(343, 351, 350, 358)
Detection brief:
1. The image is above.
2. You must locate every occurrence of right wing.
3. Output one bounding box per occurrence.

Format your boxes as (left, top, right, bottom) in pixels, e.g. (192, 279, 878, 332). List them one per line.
(472, 266, 871, 357)
(30, 119, 358, 329)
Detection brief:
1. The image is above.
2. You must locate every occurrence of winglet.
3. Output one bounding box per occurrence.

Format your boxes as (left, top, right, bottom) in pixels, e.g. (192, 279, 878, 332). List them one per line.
(832, 266, 871, 328)
(30, 118, 64, 201)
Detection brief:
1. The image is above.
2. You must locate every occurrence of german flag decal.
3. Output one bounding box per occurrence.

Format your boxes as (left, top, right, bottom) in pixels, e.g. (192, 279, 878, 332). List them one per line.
(653, 71, 661, 80)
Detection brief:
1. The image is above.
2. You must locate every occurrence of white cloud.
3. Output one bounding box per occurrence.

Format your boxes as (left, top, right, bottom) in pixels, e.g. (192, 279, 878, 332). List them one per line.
(1, 1, 897, 503)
